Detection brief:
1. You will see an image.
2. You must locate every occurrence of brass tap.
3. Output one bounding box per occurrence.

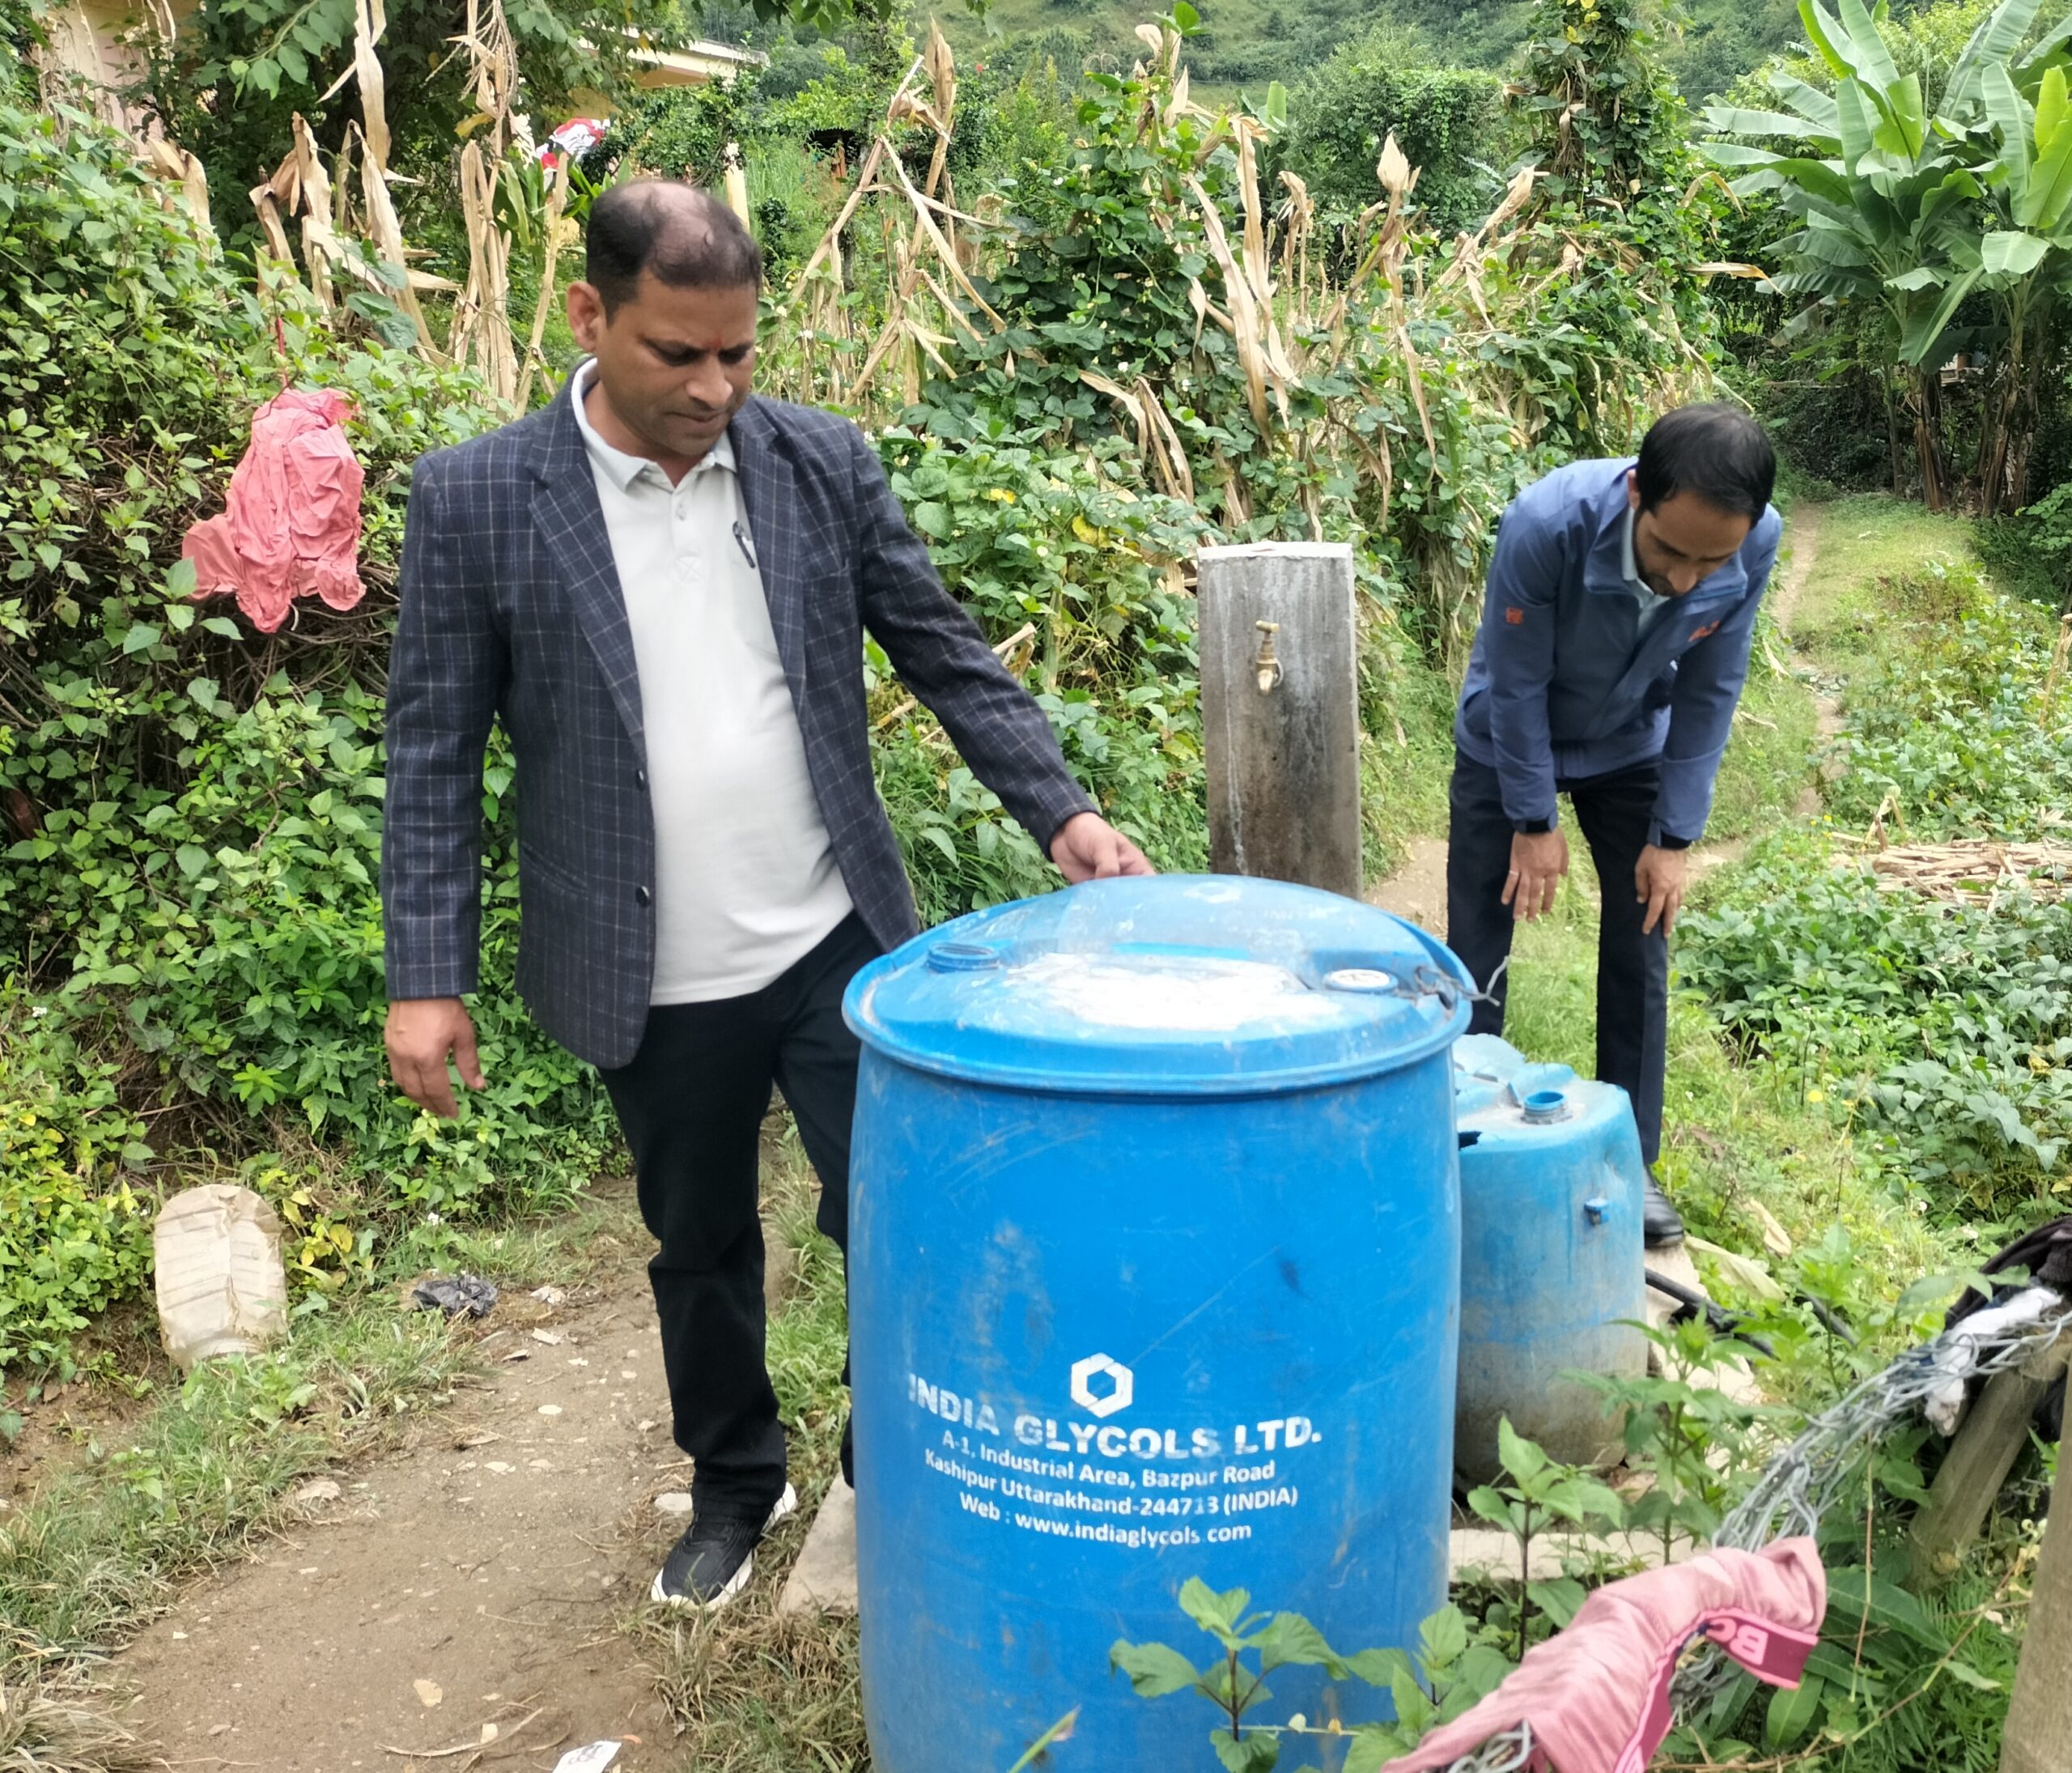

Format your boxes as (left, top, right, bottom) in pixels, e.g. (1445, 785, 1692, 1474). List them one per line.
(1255, 620, 1283, 693)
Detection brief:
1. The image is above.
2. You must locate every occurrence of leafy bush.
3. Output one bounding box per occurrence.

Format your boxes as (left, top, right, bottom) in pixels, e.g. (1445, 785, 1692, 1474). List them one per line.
(622, 66, 774, 186)
(943, 51, 1072, 186)
(0, 1000, 153, 1367)
(1814, 564, 2072, 840)
(1277, 34, 1510, 237)
(1680, 836, 2072, 1203)
(0, 98, 612, 1364)
(868, 430, 1214, 919)
(1975, 478, 2072, 610)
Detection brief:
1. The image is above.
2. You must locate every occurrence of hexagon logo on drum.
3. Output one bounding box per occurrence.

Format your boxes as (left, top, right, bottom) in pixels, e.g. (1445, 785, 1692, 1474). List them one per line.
(1069, 1352, 1134, 1418)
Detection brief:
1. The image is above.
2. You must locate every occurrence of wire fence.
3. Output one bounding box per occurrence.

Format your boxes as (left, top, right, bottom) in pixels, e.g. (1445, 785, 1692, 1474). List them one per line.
(1414, 1295, 2071, 1773)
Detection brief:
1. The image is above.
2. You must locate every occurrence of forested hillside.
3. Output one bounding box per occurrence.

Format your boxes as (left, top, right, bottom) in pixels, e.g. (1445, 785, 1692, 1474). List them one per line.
(948, 0, 1895, 100)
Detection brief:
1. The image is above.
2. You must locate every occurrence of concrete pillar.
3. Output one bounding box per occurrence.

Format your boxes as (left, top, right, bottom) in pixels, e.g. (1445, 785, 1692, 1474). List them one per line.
(1197, 541, 1362, 898)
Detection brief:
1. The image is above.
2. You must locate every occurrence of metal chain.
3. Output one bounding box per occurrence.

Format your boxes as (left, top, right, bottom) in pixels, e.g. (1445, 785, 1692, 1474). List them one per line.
(1398, 955, 1510, 1014)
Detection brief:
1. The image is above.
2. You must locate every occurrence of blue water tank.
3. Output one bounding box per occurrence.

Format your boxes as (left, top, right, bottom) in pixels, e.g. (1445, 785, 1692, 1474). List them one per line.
(1452, 1034, 1648, 1486)
(843, 875, 1471, 1772)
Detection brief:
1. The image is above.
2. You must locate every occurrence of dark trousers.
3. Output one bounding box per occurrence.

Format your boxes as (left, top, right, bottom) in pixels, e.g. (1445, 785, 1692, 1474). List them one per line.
(1444, 755, 1670, 1165)
(599, 912, 879, 1518)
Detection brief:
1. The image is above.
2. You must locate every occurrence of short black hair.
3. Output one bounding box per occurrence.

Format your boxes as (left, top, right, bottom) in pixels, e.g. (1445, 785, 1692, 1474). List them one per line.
(1634, 403, 1776, 521)
(584, 181, 762, 316)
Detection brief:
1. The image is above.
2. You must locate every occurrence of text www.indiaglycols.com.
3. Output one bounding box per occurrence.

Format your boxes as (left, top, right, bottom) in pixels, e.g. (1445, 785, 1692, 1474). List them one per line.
(1009, 1513, 1252, 1548)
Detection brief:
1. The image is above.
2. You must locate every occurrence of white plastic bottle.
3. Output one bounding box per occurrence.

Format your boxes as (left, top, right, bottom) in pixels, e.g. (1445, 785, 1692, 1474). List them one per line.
(152, 1184, 289, 1371)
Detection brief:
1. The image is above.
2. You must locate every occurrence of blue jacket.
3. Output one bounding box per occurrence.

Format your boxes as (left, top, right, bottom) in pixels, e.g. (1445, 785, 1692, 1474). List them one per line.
(1454, 458, 1781, 844)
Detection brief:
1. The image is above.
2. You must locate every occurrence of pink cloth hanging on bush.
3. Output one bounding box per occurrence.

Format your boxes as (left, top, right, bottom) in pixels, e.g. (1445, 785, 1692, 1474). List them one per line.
(1381, 1538, 1828, 1773)
(183, 389, 365, 633)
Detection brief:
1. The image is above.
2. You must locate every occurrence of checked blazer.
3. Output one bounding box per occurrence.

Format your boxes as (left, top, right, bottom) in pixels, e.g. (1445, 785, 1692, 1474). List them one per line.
(380, 380, 1096, 1070)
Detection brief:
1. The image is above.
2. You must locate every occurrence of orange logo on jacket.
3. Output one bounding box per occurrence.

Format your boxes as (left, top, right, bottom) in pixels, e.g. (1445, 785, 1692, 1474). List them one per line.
(1688, 619, 1722, 643)
(1505, 606, 1525, 625)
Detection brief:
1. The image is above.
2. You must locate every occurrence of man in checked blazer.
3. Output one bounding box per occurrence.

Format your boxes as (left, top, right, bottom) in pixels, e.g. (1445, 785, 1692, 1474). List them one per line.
(381, 183, 1150, 1609)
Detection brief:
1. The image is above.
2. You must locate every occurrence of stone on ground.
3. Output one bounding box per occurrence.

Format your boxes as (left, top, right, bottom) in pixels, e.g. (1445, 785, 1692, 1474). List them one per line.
(778, 1477, 857, 1617)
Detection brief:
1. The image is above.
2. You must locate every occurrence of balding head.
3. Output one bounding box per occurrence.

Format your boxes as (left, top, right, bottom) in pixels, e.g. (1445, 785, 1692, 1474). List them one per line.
(584, 181, 762, 317)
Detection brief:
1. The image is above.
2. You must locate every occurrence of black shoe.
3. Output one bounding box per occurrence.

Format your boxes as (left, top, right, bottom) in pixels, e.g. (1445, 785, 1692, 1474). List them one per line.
(649, 1484, 797, 1612)
(1643, 1171, 1685, 1248)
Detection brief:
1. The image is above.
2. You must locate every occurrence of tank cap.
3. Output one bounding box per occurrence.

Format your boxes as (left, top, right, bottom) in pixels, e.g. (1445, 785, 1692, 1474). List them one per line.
(1521, 1088, 1570, 1124)
(1322, 967, 1399, 994)
(926, 942, 1004, 973)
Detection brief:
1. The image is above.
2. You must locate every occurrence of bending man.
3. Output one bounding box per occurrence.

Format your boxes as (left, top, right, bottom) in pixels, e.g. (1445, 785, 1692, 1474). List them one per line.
(1445, 404, 1780, 1247)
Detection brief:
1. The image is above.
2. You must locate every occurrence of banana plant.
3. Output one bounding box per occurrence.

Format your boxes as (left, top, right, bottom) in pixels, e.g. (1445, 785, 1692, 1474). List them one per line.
(1704, 0, 1991, 506)
(1968, 59, 2072, 508)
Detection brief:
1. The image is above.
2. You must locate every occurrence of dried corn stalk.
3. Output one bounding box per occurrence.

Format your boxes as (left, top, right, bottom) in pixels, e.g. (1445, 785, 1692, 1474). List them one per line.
(1184, 172, 1276, 429)
(247, 117, 349, 300)
(292, 113, 340, 308)
(1080, 372, 1195, 501)
(516, 157, 577, 410)
(248, 108, 456, 333)
(1276, 171, 1315, 321)
(1860, 840, 2072, 904)
(349, 0, 439, 360)
(138, 134, 214, 249)
(248, 142, 303, 276)
(777, 35, 1000, 410)
(452, 143, 518, 400)
(445, 0, 520, 402)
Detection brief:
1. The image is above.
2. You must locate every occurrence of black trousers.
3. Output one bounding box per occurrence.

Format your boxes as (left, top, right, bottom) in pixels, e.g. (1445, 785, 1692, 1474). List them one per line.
(600, 912, 880, 1518)
(1444, 755, 1670, 1166)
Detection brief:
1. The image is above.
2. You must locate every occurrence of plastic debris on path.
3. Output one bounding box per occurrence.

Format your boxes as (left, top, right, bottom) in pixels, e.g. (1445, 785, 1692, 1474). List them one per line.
(410, 1274, 499, 1318)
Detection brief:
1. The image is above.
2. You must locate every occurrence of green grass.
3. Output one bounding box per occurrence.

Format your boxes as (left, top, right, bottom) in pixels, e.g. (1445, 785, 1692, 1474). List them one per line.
(1501, 866, 1956, 1316)
(0, 1186, 648, 1769)
(1787, 492, 1983, 662)
(1706, 606, 1821, 841)
(0, 1296, 484, 1665)
(1361, 612, 1462, 880)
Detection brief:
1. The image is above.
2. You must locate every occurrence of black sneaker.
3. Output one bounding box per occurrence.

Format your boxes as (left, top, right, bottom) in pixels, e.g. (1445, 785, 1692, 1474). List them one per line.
(648, 1484, 797, 1612)
(1643, 1170, 1686, 1249)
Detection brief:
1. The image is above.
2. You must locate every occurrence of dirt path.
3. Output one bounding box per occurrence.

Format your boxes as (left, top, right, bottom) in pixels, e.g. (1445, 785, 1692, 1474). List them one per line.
(1368, 835, 1449, 929)
(1765, 498, 1845, 751)
(117, 1193, 691, 1772)
(1768, 500, 1824, 636)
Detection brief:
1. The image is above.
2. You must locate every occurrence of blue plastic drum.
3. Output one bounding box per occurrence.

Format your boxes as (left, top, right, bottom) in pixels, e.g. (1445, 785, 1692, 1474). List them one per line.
(843, 875, 1472, 1771)
(1452, 1034, 1649, 1485)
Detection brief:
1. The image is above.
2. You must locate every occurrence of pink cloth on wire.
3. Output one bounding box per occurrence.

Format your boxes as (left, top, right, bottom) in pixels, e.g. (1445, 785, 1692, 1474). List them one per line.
(183, 389, 365, 633)
(1382, 1538, 1827, 1773)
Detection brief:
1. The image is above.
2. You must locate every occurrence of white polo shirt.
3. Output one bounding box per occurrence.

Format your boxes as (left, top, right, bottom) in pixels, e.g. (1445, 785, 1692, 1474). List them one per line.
(571, 360, 852, 1004)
